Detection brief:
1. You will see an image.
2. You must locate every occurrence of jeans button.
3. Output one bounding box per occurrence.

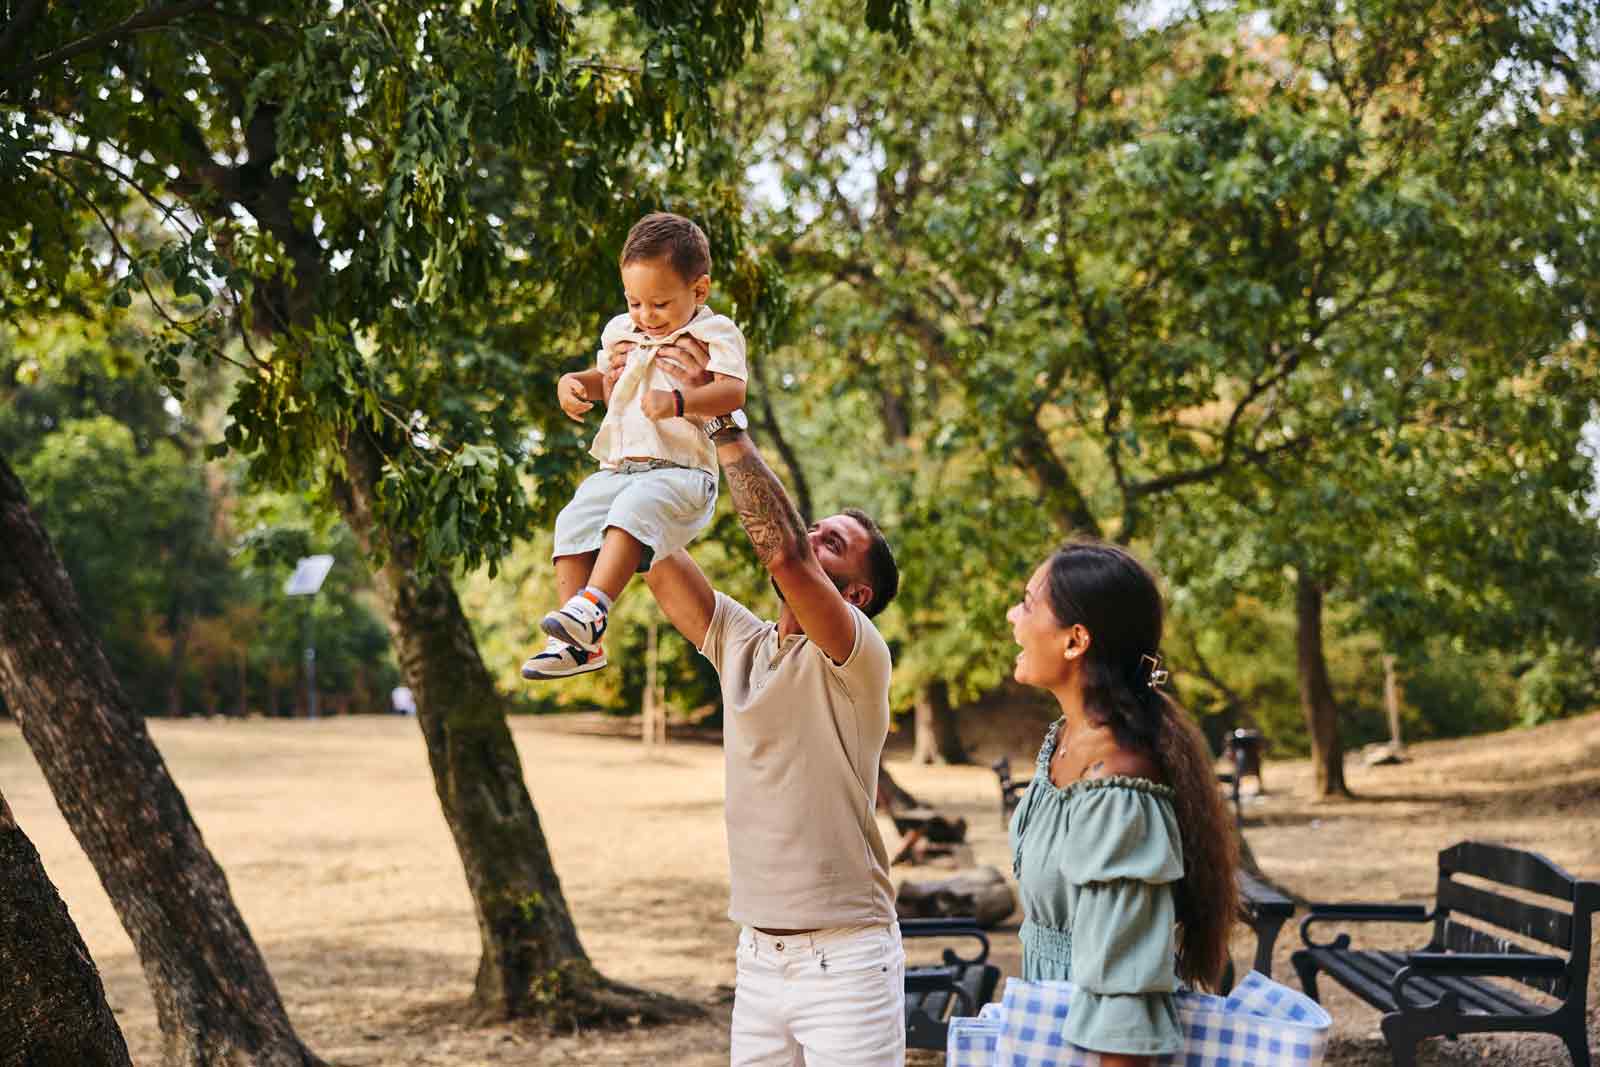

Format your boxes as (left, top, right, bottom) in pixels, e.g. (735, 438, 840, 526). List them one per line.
(775, 940, 784, 951)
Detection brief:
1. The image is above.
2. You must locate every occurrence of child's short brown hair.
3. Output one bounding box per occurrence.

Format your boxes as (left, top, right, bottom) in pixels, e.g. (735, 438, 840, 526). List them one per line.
(620, 212, 712, 282)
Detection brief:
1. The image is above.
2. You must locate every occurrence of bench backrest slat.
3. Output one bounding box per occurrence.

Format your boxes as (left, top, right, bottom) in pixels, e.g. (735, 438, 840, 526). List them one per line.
(1439, 841, 1577, 901)
(1437, 919, 1569, 999)
(1436, 877, 1574, 951)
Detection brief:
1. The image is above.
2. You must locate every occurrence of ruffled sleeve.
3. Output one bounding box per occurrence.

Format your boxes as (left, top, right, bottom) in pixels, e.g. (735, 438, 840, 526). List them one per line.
(1062, 781, 1184, 1056)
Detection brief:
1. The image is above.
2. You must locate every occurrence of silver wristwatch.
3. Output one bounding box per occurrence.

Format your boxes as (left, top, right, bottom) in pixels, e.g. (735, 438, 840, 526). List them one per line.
(703, 408, 749, 442)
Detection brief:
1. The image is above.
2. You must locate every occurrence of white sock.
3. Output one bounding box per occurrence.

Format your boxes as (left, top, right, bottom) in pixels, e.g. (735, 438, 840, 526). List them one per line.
(581, 586, 613, 612)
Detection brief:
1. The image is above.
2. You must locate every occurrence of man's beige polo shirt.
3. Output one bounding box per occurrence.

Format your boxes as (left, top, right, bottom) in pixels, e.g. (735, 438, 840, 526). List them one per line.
(700, 591, 897, 929)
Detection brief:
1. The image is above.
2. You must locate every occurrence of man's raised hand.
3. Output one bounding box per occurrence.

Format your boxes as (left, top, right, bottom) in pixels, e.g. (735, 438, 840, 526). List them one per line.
(602, 341, 634, 405)
(654, 335, 714, 388)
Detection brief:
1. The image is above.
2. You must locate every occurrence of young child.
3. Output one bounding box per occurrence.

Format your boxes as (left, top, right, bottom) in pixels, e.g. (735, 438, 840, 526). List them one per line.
(522, 212, 748, 680)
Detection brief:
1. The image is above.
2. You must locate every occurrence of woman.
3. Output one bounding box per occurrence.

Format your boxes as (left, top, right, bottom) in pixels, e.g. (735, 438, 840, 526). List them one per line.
(1007, 541, 1238, 1066)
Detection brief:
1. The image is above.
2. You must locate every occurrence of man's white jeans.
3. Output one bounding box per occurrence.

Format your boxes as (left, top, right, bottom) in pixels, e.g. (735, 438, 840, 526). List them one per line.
(731, 922, 907, 1067)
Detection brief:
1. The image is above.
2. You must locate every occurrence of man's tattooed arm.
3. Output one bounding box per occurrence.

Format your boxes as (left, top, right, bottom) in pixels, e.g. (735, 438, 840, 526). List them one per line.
(723, 450, 810, 568)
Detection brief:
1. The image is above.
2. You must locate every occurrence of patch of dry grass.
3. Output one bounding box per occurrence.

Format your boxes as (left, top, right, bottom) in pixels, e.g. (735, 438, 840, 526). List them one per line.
(2, 708, 1595, 1065)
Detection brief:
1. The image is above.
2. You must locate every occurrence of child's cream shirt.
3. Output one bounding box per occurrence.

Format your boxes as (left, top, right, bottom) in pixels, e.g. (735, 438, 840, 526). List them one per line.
(589, 305, 748, 475)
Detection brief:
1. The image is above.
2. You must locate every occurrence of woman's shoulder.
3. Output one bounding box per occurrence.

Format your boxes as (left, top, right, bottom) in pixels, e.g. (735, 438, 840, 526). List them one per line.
(1061, 740, 1177, 819)
(1081, 746, 1162, 785)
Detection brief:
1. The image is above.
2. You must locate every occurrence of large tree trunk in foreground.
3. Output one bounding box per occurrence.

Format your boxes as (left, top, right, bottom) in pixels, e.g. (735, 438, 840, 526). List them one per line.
(911, 679, 970, 765)
(1294, 571, 1350, 798)
(0, 789, 133, 1067)
(331, 427, 696, 1026)
(0, 454, 323, 1067)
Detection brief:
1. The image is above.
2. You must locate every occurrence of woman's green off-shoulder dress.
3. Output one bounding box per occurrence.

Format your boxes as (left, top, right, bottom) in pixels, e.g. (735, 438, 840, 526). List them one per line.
(1008, 719, 1185, 1057)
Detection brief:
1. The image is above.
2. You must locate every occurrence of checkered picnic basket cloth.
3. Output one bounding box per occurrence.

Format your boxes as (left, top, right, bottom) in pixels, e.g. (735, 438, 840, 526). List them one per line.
(947, 971, 1331, 1067)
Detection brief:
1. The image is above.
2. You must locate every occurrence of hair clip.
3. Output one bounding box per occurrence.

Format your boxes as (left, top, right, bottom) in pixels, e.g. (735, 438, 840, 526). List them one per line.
(1141, 653, 1168, 689)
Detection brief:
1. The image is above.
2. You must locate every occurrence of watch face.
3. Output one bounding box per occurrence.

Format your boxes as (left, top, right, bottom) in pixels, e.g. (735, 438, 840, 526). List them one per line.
(708, 409, 749, 439)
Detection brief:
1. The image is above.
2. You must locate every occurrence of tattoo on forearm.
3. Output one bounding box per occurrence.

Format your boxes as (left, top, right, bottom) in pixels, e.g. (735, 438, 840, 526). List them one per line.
(724, 454, 808, 566)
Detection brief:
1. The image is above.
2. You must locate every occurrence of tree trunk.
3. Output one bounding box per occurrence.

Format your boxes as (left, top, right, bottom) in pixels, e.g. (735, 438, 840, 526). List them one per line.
(0, 789, 133, 1067)
(0, 454, 324, 1067)
(1382, 652, 1404, 752)
(911, 679, 969, 765)
(1016, 417, 1102, 538)
(165, 612, 189, 717)
(750, 355, 814, 524)
(1294, 571, 1349, 798)
(329, 426, 696, 1025)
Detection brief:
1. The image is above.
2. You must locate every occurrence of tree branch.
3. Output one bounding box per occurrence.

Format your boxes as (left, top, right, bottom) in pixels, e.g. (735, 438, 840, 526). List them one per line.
(1129, 436, 1308, 498)
(43, 163, 257, 380)
(0, 1, 218, 95)
(41, 148, 195, 235)
(1016, 417, 1102, 539)
(748, 358, 815, 524)
(0, 0, 49, 65)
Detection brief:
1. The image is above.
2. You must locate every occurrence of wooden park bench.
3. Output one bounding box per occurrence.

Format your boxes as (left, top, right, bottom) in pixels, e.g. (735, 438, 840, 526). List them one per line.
(902, 917, 1002, 1051)
(1290, 840, 1598, 1067)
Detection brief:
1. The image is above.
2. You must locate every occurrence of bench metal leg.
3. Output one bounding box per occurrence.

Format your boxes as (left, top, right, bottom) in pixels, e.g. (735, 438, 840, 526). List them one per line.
(1380, 1014, 1420, 1067)
(1290, 950, 1320, 1003)
(1565, 1029, 1591, 1067)
(1251, 914, 1287, 977)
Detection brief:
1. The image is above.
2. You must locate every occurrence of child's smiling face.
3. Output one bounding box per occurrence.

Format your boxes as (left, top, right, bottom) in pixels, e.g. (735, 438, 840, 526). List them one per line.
(621, 256, 709, 338)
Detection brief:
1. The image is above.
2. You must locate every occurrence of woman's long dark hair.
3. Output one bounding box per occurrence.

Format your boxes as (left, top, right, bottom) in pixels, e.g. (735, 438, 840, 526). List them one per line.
(1045, 540, 1239, 991)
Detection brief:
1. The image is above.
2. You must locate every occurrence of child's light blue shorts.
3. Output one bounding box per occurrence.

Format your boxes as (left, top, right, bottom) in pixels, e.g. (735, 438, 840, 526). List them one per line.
(552, 461, 717, 571)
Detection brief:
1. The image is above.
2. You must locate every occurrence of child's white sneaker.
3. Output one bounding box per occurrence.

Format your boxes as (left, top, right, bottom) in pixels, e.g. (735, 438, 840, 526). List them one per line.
(542, 591, 608, 652)
(521, 638, 607, 680)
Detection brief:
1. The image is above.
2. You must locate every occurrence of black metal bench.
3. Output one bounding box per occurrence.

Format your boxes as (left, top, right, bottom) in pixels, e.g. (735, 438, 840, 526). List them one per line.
(1224, 869, 1295, 991)
(991, 756, 1029, 826)
(902, 917, 1002, 1051)
(1290, 840, 1598, 1067)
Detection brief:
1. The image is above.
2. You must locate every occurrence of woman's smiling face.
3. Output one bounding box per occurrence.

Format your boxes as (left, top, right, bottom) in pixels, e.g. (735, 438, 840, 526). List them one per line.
(1007, 561, 1072, 689)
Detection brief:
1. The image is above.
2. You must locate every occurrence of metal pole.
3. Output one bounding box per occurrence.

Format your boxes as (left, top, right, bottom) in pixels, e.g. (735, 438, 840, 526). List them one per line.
(643, 618, 658, 749)
(304, 598, 318, 719)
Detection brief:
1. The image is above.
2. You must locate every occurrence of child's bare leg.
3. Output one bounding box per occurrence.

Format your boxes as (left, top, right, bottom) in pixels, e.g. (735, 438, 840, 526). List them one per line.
(524, 550, 605, 679)
(553, 551, 598, 604)
(586, 527, 646, 603)
(541, 531, 641, 652)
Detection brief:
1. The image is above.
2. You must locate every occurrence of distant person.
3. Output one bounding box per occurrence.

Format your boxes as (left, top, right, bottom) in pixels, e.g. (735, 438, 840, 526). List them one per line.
(389, 686, 416, 716)
(1005, 541, 1238, 1066)
(522, 212, 748, 681)
(643, 335, 905, 1066)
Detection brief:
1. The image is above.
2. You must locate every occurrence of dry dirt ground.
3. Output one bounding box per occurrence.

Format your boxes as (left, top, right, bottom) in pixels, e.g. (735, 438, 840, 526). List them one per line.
(2, 707, 1596, 1067)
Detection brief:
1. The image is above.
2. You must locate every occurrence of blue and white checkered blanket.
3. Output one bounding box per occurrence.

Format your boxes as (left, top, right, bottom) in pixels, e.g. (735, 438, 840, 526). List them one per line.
(948, 971, 1331, 1067)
